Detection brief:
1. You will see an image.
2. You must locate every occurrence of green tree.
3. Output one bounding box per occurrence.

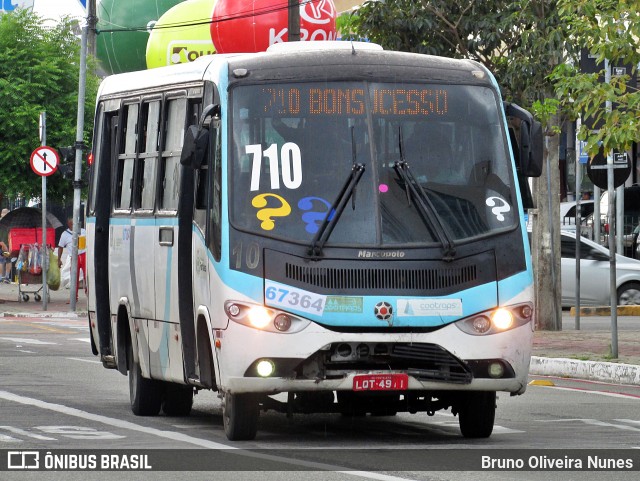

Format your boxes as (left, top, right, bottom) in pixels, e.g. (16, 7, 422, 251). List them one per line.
(0, 9, 100, 203)
(340, 0, 572, 108)
(550, 0, 640, 155)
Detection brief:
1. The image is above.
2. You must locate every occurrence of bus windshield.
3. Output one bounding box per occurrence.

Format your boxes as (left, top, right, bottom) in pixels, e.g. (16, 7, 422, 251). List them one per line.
(230, 81, 516, 247)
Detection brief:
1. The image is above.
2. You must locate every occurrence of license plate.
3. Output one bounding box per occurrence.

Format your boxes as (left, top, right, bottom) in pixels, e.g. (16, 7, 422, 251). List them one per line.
(353, 373, 408, 391)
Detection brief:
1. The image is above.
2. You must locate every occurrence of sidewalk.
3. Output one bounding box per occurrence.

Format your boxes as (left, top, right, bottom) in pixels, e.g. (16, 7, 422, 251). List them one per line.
(0, 281, 637, 385)
(0, 279, 87, 317)
(530, 311, 640, 385)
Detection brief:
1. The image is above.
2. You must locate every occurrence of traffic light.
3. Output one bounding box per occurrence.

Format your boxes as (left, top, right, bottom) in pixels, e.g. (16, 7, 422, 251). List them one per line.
(58, 146, 75, 162)
(57, 146, 75, 179)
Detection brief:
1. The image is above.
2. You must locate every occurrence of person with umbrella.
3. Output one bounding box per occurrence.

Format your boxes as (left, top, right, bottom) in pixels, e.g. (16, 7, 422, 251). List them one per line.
(0, 208, 11, 283)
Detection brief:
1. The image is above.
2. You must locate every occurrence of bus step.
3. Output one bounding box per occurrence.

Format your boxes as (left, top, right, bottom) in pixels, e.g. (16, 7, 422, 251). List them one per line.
(101, 355, 117, 369)
(188, 377, 206, 388)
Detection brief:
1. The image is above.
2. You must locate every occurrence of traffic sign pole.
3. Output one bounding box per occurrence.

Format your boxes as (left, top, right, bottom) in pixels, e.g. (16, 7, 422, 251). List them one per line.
(39, 112, 49, 311)
(605, 60, 618, 359)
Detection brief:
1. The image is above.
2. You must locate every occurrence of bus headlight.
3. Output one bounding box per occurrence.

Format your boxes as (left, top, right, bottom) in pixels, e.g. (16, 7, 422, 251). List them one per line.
(455, 303, 533, 336)
(256, 359, 275, 377)
(248, 306, 271, 329)
(491, 308, 514, 330)
(225, 300, 311, 334)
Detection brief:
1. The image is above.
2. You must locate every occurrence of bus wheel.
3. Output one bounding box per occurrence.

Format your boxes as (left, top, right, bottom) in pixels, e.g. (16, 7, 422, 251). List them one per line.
(222, 392, 259, 441)
(457, 391, 496, 438)
(162, 385, 194, 416)
(128, 342, 163, 416)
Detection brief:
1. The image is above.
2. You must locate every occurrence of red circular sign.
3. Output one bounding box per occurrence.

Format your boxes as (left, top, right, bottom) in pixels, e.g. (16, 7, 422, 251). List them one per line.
(211, 0, 337, 54)
(30, 146, 60, 177)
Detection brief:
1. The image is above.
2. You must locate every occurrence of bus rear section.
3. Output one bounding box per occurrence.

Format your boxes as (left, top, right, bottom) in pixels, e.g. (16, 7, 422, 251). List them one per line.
(86, 43, 542, 441)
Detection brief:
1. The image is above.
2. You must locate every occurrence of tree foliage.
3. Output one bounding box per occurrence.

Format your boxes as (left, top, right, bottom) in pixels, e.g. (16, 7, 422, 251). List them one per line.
(340, 0, 572, 108)
(0, 9, 100, 202)
(550, 0, 640, 155)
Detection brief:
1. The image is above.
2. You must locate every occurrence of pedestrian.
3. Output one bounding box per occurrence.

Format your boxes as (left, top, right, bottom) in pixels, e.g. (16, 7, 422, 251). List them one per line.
(0, 208, 11, 283)
(57, 217, 86, 301)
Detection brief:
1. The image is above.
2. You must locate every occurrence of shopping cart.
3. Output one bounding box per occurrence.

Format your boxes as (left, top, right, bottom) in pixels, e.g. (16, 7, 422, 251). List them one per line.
(16, 244, 45, 302)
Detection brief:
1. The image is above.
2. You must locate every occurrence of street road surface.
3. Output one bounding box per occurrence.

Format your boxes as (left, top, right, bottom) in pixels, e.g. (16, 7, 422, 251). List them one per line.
(1, 315, 639, 480)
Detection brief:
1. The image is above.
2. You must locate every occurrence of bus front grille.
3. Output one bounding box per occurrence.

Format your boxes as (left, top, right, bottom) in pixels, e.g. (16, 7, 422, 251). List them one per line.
(324, 342, 473, 384)
(285, 263, 477, 291)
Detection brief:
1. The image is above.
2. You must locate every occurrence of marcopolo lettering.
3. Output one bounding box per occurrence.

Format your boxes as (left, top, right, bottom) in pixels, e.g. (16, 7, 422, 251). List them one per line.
(357, 250, 405, 258)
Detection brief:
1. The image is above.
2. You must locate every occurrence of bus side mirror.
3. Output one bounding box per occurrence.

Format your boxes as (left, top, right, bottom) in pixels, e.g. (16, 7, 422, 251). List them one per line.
(520, 119, 543, 177)
(181, 103, 220, 169)
(181, 125, 209, 169)
(504, 102, 543, 178)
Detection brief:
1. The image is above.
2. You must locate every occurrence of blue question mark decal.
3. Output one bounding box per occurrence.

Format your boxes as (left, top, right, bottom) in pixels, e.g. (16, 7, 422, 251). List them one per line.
(298, 197, 335, 234)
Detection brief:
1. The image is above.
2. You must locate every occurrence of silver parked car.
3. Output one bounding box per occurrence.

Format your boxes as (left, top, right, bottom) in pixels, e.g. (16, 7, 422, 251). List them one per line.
(561, 231, 640, 307)
(559, 200, 594, 235)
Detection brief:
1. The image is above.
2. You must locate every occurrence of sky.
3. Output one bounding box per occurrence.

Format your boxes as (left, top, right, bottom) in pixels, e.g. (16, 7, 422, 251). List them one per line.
(33, 0, 86, 25)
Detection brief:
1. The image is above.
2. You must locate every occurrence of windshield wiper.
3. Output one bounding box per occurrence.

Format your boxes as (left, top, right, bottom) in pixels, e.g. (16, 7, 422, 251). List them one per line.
(308, 127, 365, 257)
(395, 128, 456, 261)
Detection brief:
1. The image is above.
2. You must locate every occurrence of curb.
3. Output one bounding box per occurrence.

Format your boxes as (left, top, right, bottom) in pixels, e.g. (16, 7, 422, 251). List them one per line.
(568, 305, 640, 316)
(530, 355, 640, 386)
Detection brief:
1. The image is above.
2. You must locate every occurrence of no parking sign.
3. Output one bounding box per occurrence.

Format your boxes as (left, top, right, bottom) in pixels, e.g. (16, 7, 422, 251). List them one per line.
(30, 146, 59, 177)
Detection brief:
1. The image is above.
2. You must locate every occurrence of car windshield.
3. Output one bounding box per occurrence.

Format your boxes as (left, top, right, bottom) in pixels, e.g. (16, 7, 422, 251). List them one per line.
(229, 81, 517, 247)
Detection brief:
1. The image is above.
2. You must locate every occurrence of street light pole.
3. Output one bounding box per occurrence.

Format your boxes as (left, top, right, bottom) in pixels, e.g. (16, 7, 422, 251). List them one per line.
(70, 0, 96, 310)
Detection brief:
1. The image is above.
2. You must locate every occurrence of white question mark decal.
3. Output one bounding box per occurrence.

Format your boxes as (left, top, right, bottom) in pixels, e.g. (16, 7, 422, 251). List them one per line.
(486, 196, 511, 221)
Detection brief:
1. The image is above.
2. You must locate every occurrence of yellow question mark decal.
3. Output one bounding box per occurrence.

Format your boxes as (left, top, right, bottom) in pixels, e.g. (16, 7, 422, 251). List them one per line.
(251, 193, 292, 231)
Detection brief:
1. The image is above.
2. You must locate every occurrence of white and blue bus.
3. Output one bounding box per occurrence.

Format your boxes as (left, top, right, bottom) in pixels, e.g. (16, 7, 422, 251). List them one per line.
(86, 42, 543, 441)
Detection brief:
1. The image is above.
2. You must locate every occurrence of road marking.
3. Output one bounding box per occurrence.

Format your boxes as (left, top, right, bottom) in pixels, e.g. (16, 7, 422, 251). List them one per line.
(0, 390, 419, 480)
(66, 357, 101, 364)
(69, 338, 91, 343)
(0, 426, 56, 440)
(0, 390, 232, 448)
(534, 384, 640, 400)
(17, 350, 36, 354)
(538, 418, 640, 433)
(0, 337, 56, 345)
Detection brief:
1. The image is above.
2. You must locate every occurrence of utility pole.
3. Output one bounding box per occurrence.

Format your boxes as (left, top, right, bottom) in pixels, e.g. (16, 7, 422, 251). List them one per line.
(87, 0, 97, 57)
(288, 0, 300, 41)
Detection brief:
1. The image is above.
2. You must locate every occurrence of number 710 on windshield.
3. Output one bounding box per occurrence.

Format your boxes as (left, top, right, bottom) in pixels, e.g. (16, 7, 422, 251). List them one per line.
(265, 280, 326, 315)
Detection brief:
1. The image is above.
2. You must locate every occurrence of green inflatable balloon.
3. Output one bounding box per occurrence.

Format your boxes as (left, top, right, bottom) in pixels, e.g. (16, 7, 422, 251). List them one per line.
(96, 0, 183, 74)
(146, 0, 217, 69)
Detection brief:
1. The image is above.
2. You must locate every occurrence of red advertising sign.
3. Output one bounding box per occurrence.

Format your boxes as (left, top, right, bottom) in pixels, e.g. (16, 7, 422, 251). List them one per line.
(211, 0, 337, 54)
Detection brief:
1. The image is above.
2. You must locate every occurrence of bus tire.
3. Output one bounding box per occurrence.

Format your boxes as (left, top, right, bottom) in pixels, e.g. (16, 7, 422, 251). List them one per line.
(128, 342, 163, 416)
(162, 385, 194, 416)
(458, 391, 496, 438)
(223, 392, 259, 441)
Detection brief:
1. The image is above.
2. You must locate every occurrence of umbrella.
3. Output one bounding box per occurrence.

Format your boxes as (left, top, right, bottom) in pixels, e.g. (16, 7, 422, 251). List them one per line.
(0, 207, 63, 230)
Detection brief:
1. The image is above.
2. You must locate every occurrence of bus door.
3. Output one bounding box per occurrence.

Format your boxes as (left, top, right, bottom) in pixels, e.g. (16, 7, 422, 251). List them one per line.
(148, 96, 189, 382)
(90, 100, 118, 358)
(127, 99, 163, 379)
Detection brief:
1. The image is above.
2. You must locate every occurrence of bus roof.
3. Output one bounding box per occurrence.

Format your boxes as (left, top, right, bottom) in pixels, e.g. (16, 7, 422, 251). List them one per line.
(97, 42, 492, 98)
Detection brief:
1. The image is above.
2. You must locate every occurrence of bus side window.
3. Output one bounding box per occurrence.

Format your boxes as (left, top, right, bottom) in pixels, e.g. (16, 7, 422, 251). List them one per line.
(133, 99, 160, 211)
(159, 97, 187, 211)
(114, 103, 138, 211)
(210, 123, 222, 261)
